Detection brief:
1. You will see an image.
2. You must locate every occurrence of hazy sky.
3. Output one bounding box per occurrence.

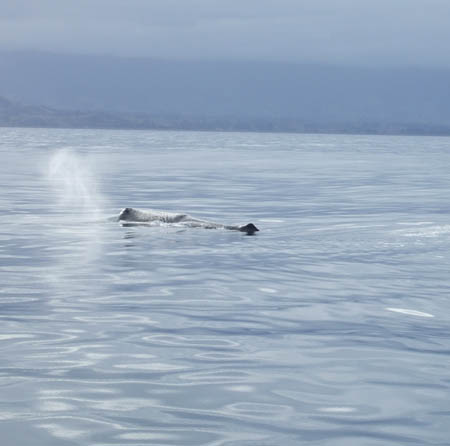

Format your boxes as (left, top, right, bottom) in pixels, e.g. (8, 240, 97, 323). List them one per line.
(1, 0, 449, 67)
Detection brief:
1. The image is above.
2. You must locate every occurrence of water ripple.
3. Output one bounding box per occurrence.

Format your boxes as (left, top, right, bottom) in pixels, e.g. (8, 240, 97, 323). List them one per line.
(1, 129, 450, 445)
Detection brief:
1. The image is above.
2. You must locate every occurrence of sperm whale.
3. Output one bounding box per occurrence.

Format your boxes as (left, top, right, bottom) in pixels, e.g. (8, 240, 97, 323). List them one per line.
(118, 208, 259, 235)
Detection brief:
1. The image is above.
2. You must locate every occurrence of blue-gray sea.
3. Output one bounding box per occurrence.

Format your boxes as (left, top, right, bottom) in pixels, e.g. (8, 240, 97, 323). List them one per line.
(1, 127, 450, 445)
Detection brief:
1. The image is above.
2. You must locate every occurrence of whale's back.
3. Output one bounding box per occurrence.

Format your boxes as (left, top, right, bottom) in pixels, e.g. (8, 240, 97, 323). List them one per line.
(118, 207, 187, 223)
(118, 208, 259, 234)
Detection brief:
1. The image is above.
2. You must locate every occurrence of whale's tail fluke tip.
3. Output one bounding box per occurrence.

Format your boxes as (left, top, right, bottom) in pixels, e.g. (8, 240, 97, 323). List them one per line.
(239, 223, 259, 235)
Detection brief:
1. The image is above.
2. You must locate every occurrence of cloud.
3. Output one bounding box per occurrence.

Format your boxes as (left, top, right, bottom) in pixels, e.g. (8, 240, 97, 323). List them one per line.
(0, 0, 449, 67)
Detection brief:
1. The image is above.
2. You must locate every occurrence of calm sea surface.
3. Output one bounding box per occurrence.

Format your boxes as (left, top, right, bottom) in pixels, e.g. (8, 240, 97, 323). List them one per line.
(1, 127, 450, 445)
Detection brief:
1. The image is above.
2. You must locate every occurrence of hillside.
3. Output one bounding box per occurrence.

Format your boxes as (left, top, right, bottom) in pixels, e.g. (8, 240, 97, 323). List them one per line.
(1, 51, 450, 130)
(1, 51, 450, 135)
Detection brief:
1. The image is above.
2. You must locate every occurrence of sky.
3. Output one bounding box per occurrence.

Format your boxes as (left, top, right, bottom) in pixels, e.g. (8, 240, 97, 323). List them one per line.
(1, 0, 449, 68)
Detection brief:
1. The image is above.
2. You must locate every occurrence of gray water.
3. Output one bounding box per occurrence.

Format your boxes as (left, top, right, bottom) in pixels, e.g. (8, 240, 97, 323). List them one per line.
(1, 127, 450, 445)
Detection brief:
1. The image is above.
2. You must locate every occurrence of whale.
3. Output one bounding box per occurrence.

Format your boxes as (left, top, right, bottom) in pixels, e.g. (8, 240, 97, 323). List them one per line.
(118, 208, 259, 235)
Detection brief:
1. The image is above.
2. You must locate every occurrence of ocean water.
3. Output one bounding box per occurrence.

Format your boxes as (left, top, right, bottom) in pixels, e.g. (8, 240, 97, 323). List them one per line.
(1, 127, 450, 445)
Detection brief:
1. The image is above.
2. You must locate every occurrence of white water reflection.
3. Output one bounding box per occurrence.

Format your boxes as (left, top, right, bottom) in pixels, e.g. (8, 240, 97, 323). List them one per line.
(386, 308, 435, 318)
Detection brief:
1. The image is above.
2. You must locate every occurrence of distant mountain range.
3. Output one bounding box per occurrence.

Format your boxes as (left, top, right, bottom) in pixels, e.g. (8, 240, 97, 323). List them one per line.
(0, 95, 178, 130)
(1, 51, 450, 135)
(1, 94, 450, 135)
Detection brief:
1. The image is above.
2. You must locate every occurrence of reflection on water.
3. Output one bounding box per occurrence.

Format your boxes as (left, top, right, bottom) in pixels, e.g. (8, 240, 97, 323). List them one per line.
(0, 128, 450, 445)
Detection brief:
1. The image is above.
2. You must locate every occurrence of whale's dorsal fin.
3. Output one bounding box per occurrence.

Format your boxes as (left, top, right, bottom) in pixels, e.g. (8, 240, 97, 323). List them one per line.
(238, 223, 259, 235)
